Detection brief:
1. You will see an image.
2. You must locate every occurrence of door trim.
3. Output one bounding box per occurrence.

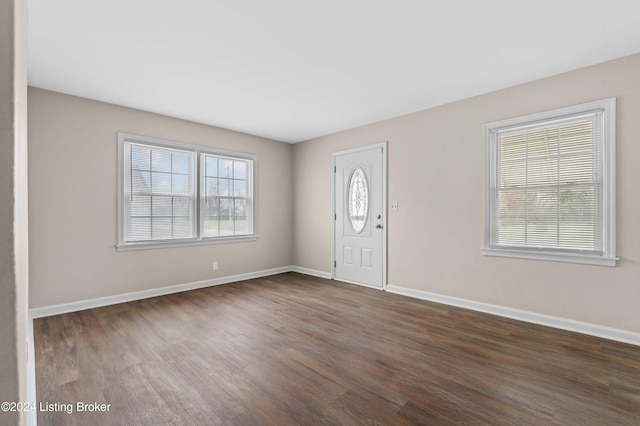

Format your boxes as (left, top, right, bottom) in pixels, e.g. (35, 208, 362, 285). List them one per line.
(332, 142, 387, 290)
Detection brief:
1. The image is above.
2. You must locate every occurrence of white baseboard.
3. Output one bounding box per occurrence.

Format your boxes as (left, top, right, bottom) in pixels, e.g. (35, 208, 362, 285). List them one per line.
(386, 285, 640, 347)
(29, 265, 334, 319)
(290, 266, 332, 279)
(29, 266, 292, 319)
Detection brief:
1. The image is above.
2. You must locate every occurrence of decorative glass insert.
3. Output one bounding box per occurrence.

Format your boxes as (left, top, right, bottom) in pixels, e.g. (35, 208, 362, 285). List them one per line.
(347, 167, 369, 233)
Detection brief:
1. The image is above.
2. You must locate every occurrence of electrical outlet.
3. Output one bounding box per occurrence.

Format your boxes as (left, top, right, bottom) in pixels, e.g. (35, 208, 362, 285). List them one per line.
(391, 201, 398, 211)
(212, 261, 218, 270)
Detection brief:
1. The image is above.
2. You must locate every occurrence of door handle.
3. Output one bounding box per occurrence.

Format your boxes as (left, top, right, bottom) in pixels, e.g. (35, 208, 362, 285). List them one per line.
(376, 224, 383, 229)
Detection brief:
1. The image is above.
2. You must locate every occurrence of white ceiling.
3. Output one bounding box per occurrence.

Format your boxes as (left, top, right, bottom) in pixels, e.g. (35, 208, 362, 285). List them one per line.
(28, 0, 640, 143)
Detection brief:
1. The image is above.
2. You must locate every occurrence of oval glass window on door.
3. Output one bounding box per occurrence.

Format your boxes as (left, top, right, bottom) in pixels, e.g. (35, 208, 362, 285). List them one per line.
(347, 167, 369, 233)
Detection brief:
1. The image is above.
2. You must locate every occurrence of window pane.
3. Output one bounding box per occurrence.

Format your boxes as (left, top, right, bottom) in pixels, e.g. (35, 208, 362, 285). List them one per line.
(129, 218, 151, 241)
(152, 218, 172, 239)
(234, 180, 246, 197)
(234, 199, 246, 216)
(526, 189, 558, 248)
(205, 156, 218, 177)
(234, 161, 247, 179)
(559, 187, 595, 221)
(559, 220, 595, 249)
(203, 218, 219, 237)
(131, 145, 150, 170)
(559, 121, 592, 153)
(235, 217, 248, 234)
(499, 160, 526, 188)
(173, 197, 191, 217)
(219, 179, 230, 196)
(173, 217, 192, 239)
(559, 154, 592, 184)
(151, 172, 171, 194)
(130, 195, 151, 216)
(219, 199, 232, 219)
(527, 127, 558, 157)
(220, 218, 234, 235)
(201, 197, 219, 217)
(152, 150, 172, 173)
(132, 170, 150, 193)
(496, 190, 526, 246)
(500, 132, 526, 161)
(559, 187, 596, 249)
(219, 159, 233, 178)
(527, 157, 558, 186)
(204, 177, 218, 197)
(172, 173, 189, 194)
(152, 196, 172, 216)
(172, 152, 190, 175)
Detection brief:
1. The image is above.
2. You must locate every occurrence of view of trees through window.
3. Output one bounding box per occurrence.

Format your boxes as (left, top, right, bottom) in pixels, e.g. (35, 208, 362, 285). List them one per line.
(201, 154, 250, 237)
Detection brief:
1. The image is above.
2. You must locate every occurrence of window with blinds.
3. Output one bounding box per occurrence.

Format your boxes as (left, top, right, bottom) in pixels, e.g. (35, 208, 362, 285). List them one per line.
(117, 133, 256, 250)
(483, 99, 617, 266)
(123, 143, 196, 242)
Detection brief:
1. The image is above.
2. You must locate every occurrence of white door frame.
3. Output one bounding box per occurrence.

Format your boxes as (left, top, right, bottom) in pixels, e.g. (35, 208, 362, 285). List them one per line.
(332, 142, 387, 290)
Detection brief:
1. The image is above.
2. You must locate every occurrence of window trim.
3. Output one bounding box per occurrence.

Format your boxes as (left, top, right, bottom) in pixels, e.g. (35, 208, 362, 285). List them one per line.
(117, 133, 257, 251)
(482, 98, 617, 266)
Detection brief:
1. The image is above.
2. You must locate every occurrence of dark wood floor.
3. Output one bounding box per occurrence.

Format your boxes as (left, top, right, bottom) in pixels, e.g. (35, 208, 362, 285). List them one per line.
(34, 272, 640, 425)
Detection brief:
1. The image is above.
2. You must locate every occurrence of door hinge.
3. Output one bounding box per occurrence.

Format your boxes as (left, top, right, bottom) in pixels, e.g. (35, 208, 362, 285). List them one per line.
(334, 261, 336, 267)
(334, 213, 336, 220)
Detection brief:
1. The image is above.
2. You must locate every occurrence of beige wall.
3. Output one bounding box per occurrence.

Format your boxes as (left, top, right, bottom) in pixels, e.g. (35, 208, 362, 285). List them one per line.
(293, 53, 640, 334)
(28, 88, 293, 308)
(1, 0, 28, 424)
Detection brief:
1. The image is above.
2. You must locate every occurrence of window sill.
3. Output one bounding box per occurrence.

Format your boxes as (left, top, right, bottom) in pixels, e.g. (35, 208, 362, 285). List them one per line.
(116, 235, 258, 251)
(482, 247, 618, 267)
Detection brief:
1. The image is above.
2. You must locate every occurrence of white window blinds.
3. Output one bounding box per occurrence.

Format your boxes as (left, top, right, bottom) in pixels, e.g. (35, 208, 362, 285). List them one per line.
(490, 115, 602, 252)
(123, 142, 196, 242)
(483, 98, 617, 266)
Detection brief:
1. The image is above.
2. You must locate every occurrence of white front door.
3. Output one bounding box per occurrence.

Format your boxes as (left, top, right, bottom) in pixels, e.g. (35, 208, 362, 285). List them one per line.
(333, 144, 386, 288)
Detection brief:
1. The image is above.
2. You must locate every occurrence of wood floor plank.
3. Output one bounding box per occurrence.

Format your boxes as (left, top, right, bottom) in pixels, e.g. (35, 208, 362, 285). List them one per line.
(34, 272, 640, 425)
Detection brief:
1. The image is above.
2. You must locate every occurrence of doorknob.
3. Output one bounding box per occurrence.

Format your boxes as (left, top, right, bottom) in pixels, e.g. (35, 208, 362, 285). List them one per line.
(376, 224, 383, 229)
